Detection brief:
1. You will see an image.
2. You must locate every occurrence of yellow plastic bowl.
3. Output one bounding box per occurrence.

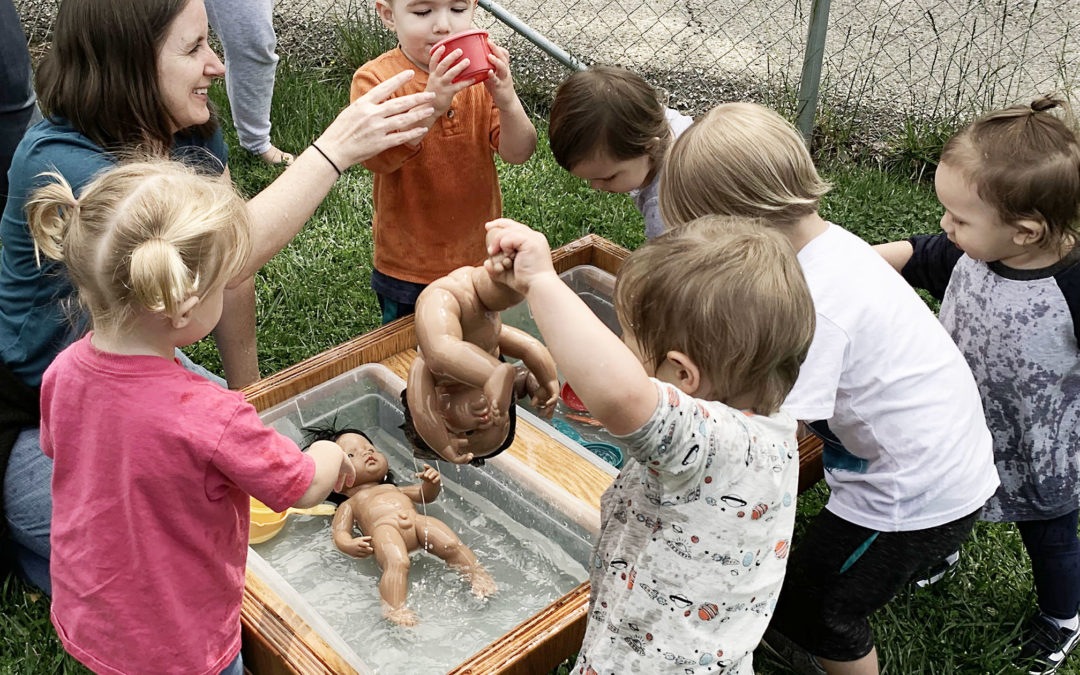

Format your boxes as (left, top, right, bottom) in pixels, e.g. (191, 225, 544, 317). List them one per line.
(249, 497, 336, 544)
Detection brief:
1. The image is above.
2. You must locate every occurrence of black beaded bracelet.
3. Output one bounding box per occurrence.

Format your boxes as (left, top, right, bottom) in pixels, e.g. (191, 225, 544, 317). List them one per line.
(311, 143, 342, 177)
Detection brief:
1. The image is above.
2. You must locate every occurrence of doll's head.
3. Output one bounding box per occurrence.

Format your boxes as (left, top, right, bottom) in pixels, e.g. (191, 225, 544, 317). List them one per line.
(399, 389, 516, 466)
(303, 423, 395, 500)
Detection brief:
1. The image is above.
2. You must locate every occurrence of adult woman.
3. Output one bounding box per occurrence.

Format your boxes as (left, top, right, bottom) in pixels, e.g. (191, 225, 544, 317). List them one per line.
(0, 0, 434, 592)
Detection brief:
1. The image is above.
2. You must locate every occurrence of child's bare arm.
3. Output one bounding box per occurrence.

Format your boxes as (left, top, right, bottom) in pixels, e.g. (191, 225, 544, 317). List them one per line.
(498, 326, 558, 412)
(486, 219, 657, 435)
(331, 501, 374, 558)
(401, 464, 442, 503)
(873, 240, 914, 272)
(485, 41, 536, 165)
(295, 440, 356, 508)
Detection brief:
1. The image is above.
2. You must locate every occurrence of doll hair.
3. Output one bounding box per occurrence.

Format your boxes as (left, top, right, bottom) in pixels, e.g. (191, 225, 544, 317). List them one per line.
(614, 214, 815, 416)
(399, 389, 516, 467)
(940, 95, 1080, 248)
(26, 159, 251, 334)
(659, 102, 830, 229)
(548, 66, 671, 172)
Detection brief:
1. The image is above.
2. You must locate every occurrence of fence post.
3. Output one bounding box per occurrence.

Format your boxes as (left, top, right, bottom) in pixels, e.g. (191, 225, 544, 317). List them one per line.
(477, 0, 588, 71)
(796, 0, 831, 146)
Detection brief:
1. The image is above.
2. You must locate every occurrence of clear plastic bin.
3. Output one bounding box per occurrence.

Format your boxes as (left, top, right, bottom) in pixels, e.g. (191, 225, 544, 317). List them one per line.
(249, 363, 599, 675)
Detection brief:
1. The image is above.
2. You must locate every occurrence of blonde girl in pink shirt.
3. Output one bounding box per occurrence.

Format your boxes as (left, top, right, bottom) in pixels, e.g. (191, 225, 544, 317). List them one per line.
(27, 160, 356, 675)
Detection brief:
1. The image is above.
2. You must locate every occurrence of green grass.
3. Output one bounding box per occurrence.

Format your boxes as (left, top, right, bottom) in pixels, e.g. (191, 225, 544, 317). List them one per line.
(2, 50, 1075, 675)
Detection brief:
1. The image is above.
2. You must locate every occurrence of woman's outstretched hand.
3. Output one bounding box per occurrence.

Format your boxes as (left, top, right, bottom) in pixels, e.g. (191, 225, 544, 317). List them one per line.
(316, 70, 435, 170)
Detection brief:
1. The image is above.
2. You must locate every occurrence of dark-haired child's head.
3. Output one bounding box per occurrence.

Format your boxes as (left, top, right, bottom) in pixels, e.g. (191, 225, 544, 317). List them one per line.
(399, 389, 516, 467)
(549, 66, 671, 194)
(614, 215, 815, 415)
(935, 95, 1080, 262)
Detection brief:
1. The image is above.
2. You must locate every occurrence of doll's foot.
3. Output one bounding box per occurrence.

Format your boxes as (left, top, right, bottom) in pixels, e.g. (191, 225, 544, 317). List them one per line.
(383, 604, 418, 627)
(483, 362, 517, 425)
(257, 145, 294, 166)
(469, 567, 497, 599)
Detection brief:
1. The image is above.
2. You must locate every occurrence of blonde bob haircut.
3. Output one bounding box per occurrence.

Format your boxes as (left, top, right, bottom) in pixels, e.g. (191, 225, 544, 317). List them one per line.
(660, 102, 830, 229)
(614, 215, 815, 415)
(26, 159, 251, 333)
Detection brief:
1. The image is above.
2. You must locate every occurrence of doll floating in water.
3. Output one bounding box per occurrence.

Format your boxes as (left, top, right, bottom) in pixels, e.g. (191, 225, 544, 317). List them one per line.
(306, 425, 496, 626)
(402, 239, 559, 465)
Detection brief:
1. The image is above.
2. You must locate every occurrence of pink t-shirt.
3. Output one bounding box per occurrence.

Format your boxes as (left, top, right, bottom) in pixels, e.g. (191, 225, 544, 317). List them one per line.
(40, 335, 315, 675)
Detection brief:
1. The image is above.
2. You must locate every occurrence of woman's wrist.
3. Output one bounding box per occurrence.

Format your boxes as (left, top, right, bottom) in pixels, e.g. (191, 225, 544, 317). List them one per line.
(310, 142, 342, 177)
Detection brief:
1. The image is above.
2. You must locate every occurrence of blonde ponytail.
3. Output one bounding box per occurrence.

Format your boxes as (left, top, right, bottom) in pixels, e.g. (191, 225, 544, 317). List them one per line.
(128, 237, 195, 315)
(26, 171, 80, 267)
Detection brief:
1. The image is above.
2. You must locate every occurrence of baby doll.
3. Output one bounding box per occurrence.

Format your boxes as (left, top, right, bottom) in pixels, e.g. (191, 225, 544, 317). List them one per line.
(403, 248, 559, 465)
(319, 428, 497, 626)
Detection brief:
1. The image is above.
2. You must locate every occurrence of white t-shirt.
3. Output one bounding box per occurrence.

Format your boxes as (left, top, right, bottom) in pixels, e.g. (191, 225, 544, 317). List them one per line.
(631, 108, 695, 239)
(573, 380, 799, 675)
(784, 224, 999, 532)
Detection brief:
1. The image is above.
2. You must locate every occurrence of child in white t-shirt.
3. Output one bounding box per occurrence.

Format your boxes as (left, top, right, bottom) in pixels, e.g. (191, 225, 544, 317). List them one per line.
(548, 66, 693, 238)
(659, 102, 1000, 675)
(485, 214, 816, 674)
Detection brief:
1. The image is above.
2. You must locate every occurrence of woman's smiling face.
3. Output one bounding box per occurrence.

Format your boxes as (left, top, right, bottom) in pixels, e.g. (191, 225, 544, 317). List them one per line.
(156, 0, 225, 133)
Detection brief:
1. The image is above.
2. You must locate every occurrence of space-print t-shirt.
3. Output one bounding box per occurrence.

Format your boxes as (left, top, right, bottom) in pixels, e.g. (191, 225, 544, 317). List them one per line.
(572, 380, 799, 675)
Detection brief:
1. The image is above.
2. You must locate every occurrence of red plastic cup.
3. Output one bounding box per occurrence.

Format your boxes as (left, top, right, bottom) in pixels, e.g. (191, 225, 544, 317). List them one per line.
(560, 382, 588, 412)
(430, 29, 492, 84)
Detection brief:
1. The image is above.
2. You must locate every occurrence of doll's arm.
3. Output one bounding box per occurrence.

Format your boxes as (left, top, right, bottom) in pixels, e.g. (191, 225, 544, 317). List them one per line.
(331, 501, 373, 558)
(401, 464, 442, 503)
(407, 356, 474, 464)
(499, 325, 559, 415)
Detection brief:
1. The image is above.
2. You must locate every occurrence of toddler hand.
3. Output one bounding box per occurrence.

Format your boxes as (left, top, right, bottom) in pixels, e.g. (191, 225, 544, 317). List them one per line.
(484, 219, 557, 294)
(335, 449, 357, 493)
(483, 41, 517, 110)
(426, 46, 476, 117)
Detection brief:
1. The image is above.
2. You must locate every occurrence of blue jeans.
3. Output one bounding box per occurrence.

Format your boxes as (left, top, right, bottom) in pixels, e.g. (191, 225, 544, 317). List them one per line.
(219, 651, 243, 675)
(3, 348, 225, 592)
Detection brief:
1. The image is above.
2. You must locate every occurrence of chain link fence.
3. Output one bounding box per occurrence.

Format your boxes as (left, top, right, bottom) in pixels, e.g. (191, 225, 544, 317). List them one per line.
(14, 0, 1080, 146)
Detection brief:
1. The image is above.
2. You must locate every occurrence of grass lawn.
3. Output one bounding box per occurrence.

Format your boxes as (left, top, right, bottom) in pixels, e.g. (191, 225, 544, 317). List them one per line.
(1, 52, 1073, 675)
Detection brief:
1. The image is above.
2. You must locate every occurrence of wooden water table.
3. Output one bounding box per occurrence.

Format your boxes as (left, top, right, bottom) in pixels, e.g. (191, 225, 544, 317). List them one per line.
(237, 234, 825, 675)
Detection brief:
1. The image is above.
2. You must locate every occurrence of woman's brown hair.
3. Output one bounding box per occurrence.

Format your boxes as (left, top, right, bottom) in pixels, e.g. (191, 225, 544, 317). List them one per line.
(36, 0, 217, 154)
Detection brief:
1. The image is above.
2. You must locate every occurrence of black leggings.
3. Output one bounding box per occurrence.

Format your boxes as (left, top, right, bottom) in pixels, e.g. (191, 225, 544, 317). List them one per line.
(1017, 508, 1080, 621)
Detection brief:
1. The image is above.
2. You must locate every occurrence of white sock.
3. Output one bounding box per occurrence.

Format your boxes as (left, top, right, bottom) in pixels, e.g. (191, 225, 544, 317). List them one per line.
(1047, 613, 1080, 632)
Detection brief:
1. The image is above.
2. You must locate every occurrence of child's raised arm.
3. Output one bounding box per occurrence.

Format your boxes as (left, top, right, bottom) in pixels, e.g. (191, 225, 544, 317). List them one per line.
(485, 219, 657, 435)
(873, 240, 914, 272)
(485, 41, 536, 165)
(295, 440, 356, 508)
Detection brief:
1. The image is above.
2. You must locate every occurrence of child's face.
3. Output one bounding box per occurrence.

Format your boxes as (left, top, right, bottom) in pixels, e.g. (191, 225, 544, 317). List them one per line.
(935, 162, 1022, 263)
(570, 152, 653, 194)
(338, 432, 390, 483)
(376, 0, 475, 71)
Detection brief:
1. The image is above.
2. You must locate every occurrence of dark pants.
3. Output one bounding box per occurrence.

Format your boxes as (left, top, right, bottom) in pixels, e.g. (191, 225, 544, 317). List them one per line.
(1018, 508, 1080, 621)
(0, 0, 40, 216)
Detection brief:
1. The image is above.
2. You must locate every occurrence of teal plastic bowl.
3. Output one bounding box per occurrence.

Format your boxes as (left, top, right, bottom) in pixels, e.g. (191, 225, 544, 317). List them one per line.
(551, 418, 583, 442)
(583, 441, 623, 468)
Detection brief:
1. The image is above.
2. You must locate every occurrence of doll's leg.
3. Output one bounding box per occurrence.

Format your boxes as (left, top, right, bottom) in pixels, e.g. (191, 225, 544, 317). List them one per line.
(418, 516, 496, 598)
(371, 525, 417, 626)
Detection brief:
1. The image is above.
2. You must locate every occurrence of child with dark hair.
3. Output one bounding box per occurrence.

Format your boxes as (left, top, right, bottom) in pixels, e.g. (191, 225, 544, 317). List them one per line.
(548, 66, 692, 238)
(877, 96, 1080, 674)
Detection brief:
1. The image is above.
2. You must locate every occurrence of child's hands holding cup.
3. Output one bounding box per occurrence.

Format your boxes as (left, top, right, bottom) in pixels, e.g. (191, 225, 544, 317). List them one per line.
(425, 45, 476, 117)
(484, 40, 518, 110)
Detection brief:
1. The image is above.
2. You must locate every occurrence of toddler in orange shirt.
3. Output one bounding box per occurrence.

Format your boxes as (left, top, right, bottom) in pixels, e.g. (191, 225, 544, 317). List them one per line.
(350, 0, 536, 323)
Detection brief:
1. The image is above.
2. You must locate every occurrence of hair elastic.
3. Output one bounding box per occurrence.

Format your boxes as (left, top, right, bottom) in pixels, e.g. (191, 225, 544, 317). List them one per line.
(311, 143, 342, 177)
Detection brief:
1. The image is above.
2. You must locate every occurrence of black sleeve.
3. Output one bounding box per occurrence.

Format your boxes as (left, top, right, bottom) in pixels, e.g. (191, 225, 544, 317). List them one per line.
(901, 232, 964, 300)
(1054, 261, 1080, 349)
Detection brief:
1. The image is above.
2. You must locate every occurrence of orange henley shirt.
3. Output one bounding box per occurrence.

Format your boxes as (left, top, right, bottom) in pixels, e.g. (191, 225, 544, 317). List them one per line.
(351, 47, 502, 285)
